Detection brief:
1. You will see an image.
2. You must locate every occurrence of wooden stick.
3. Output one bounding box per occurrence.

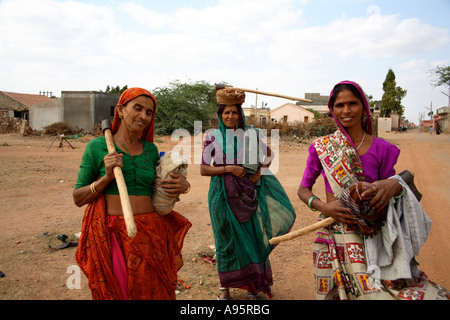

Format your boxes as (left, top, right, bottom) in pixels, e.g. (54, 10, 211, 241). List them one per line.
(214, 84, 313, 104)
(269, 217, 336, 245)
(102, 120, 137, 238)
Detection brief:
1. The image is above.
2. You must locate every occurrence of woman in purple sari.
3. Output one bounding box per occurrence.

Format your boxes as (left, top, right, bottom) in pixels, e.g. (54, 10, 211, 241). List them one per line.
(297, 81, 449, 300)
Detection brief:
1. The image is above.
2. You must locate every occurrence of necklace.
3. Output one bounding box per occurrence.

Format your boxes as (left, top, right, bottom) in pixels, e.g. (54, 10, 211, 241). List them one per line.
(356, 132, 366, 151)
(117, 136, 149, 169)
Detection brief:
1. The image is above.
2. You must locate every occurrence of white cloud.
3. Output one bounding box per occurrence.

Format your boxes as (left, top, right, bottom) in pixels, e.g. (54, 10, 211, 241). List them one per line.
(398, 59, 427, 71)
(268, 12, 450, 70)
(120, 0, 304, 43)
(0, 0, 120, 70)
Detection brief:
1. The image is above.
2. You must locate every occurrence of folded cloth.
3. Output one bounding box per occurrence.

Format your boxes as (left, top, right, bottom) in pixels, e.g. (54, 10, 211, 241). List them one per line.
(364, 175, 433, 280)
(152, 151, 188, 215)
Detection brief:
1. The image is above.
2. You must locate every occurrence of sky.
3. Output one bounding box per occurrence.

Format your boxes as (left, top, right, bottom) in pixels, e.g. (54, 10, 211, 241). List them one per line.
(0, 0, 449, 124)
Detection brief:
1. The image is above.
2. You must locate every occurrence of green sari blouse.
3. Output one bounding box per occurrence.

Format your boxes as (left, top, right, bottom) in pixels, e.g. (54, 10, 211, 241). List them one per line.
(74, 137, 159, 196)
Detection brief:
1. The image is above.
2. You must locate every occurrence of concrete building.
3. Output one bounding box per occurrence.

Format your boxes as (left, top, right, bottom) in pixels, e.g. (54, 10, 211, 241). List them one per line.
(270, 103, 315, 124)
(29, 91, 120, 131)
(243, 107, 271, 124)
(436, 107, 449, 132)
(304, 92, 330, 106)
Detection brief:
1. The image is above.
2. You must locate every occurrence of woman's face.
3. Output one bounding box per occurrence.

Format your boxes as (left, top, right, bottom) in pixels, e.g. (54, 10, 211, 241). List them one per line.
(332, 89, 365, 130)
(221, 105, 240, 129)
(118, 95, 155, 133)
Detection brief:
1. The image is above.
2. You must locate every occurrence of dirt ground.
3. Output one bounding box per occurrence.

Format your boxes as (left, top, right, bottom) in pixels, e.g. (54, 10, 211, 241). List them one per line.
(0, 129, 449, 300)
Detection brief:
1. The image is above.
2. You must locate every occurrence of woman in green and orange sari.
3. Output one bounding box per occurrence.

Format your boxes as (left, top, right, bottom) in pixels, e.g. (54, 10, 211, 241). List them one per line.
(73, 88, 191, 300)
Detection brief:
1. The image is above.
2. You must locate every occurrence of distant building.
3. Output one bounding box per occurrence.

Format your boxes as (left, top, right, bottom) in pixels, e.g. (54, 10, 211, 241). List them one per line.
(242, 107, 271, 124)
(0, 91, 52, 133)
(0, 91, 52, 120)
(270, 103, 315, 124)
(304, 93, 330, 105)
(297, 93, 330, 118)
(436, 107, 449, 132)
(29, 91, 120, 131)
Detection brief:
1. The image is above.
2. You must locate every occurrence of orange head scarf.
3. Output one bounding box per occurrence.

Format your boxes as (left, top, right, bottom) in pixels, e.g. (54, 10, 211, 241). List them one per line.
(111, 87, 157, 143)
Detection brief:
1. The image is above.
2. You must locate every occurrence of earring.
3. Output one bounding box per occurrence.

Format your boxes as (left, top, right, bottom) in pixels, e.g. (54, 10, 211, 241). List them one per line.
(361, 113, 368, 131)
(119, 113, 123, 119)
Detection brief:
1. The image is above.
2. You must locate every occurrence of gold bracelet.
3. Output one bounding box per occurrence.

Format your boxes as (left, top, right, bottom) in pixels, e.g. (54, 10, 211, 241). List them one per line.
(90, 182, 100, 196)
(182, 183, 191, 194)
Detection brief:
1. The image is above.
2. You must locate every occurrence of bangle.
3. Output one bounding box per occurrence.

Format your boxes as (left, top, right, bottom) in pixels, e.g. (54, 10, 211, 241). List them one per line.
(307, 195, 319, 211)
(90, 181, 100, 197)
(183, 183, 191, 194)
(393, 187, 404, 199)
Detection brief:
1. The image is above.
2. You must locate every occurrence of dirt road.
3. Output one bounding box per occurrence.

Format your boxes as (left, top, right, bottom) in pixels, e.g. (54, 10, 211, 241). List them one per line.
(0, 130, 448, 300)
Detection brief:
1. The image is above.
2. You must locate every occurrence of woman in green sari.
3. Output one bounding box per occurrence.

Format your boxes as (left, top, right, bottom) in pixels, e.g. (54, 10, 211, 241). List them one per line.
(201, 88, 296, 300)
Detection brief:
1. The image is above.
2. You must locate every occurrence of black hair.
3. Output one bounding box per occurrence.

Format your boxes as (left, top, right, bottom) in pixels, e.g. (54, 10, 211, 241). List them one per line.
(329, 84, 365, 111)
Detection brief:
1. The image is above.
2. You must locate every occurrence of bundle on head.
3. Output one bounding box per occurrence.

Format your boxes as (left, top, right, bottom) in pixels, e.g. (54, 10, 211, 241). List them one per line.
(216, 88, 246, 105)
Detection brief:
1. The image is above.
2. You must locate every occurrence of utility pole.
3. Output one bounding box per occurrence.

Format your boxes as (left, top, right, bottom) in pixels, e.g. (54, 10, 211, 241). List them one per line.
(442, 90, 450, 107)
(425, 102, 433, 121)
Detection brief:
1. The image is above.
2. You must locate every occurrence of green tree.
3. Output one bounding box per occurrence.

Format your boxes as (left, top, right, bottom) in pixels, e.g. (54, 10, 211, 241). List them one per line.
(152, 80, 217, 135)
(381, 68, 407, 117)
(429, 65, 450, 106)
(104, 85, 128, 94)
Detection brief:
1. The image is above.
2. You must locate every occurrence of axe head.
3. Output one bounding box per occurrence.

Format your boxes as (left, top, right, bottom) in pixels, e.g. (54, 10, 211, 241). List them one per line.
(102, 119, 112, 133)
(214, 83, 229, 91)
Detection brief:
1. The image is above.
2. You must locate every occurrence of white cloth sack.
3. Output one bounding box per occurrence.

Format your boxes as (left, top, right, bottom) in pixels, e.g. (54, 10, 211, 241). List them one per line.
(152, 151, 188, 215)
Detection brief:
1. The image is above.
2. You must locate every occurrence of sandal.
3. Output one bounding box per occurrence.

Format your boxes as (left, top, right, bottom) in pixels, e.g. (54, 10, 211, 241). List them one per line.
(247, 292, 262, 300)
(217, 287, 231, 300)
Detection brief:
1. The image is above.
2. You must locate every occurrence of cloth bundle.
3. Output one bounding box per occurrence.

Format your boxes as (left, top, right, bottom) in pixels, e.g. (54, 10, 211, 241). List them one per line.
(152, 151, 188, 215)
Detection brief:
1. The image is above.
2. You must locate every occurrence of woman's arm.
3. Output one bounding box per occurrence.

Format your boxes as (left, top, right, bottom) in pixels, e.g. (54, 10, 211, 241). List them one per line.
(72, 152, 122, 207)
(200, 164, 246, 178)
(297, 184, 356, 225)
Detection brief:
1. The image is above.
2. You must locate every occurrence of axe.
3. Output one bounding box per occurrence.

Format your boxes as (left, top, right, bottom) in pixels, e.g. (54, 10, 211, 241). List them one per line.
(214, 83, 313, 104)
(270, 170, 422, 245)
(102, 120, 137, 238)
(269, 217, 335, 245)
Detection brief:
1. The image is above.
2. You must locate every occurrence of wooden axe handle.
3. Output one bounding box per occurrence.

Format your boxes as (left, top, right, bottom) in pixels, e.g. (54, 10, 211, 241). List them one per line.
(214, 84, 313, 104)
(269, 217, 335, 245)
(103, 128, 137, 238)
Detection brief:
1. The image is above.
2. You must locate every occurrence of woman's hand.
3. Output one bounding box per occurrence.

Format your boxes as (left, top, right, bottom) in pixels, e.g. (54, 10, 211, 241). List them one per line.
(248, 169, 262, 184)
(320, 200, 357, 225)
(103, 152, 123, 180)
(297, 185, 356, 225)
(360, 179, 402, 212)
(226, 165, 246, 179)
(161, 173, 190, 197)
